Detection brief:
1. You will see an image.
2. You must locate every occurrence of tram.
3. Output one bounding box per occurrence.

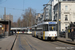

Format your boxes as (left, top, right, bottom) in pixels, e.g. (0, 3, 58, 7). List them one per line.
(32, 25, 37, 37)
(16, 27, 27, 34)
(22, 28, 27, 34)
(27, 27, 32, 34)
(37, 21, 57, 40)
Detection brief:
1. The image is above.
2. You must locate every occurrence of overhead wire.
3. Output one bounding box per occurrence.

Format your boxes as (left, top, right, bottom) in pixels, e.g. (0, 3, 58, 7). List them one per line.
(0, 0, 25, 11)
(0, 6, 25, 11)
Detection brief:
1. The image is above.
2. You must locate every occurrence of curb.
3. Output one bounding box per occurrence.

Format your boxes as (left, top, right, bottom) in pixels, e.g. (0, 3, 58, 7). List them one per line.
(57, 39, 75, 45)
(11, 35, 17, 50)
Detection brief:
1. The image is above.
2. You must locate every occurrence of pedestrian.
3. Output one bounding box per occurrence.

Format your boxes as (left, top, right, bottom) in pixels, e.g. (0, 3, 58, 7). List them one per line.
(70, 29, 75, 41)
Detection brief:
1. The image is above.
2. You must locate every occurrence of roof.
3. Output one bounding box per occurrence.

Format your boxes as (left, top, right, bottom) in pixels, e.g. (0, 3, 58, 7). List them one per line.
(37, 21, 57, 26)
(11, 27, 27, 30)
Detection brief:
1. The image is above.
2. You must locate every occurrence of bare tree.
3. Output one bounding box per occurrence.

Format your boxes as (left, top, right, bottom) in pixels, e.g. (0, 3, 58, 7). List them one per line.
(17, 17, 21, 27)
(22, 8, 36, 27)
(11, 22, 17, 27)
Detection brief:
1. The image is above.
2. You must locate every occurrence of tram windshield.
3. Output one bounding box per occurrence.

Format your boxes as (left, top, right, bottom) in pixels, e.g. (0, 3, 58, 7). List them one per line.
(49, 24, 57, 31)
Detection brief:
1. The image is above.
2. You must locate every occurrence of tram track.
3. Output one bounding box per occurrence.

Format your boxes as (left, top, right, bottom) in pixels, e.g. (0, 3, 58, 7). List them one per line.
(24, 35, 37, 50)
(13, 34, 75, 50)
(18, 35, 26, 50)
(18, 34, 37, 50)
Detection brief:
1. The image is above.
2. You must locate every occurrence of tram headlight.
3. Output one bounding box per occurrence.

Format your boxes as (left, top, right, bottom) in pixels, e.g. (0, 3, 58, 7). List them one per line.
(55, 34, 56, 36)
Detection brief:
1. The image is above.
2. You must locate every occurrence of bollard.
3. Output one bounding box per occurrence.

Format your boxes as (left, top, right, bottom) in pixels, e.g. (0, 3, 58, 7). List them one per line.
(66, 29, 68, 39)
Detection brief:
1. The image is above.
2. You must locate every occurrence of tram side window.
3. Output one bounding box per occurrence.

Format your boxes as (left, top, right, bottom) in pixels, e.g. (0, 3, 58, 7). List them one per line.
(32, 28, 35, 31)
(37, 28, 43, 31)
(43, 25, 48, 31)
(37, 25, 43, 31)
(37, 28, 42, 31)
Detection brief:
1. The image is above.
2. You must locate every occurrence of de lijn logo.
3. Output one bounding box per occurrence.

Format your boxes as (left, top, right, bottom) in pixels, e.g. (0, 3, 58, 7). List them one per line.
(49, 22, 56, 24)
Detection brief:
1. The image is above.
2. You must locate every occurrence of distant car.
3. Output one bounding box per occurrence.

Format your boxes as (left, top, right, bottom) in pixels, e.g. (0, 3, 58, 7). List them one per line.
(60, 31, 66, 38)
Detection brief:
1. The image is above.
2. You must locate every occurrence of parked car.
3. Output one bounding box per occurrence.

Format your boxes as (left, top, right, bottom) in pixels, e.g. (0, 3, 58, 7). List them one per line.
(60, 31, 66, 38)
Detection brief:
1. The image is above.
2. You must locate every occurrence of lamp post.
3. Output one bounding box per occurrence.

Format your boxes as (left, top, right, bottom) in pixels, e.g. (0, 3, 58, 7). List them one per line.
(57, 0, 59, 37)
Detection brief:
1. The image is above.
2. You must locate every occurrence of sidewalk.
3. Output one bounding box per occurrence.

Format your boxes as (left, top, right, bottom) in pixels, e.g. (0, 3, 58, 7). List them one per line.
(0, 35, 16, 50)
(57, 37, 75, 45)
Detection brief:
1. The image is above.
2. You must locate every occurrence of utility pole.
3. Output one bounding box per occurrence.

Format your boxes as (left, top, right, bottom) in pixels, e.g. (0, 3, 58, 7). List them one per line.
(4, 7, 6, 15)
(4, 7, 6, 20)
(57, 0, 59, 37)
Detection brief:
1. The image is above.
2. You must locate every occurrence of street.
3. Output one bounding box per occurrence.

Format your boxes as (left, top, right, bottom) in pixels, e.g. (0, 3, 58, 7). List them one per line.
(13, 34, 75, 50)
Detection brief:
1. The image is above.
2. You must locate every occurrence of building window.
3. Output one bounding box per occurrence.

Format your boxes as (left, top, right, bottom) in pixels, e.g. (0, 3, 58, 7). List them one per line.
(65, 24, 67, 27)
(65, 5, 68, 11)
(73, 14, 75, 18)
(46, 15, 48, 17)
(62, 29, 64, 32)
(46, 8, 48, 10)
(65, 24, 68, 30)
(65, 15, 68, 21)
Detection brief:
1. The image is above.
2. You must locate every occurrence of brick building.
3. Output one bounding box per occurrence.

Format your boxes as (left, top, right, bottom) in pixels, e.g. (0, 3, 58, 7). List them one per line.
(0, 20, 11, 36)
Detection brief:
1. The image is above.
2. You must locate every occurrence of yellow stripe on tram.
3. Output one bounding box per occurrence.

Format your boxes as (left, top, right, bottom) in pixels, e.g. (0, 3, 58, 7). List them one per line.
(18, 32, 19, 34)
(43, 31, 45, 40)
(35, 31, 36, 37)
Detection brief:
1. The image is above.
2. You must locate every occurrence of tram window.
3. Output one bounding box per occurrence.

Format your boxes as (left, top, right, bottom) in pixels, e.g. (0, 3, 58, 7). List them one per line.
(49, 25, 57, 31)
(37, 25, 43, 31)
(35, 27, 37, 31)
(43, 25, 48, 31)
(37, 28, 43, 31)
(32, 28, 35, 31)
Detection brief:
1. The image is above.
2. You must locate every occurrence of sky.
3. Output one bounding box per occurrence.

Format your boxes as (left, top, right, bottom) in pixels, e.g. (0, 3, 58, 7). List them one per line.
(0, 0, 50, 22)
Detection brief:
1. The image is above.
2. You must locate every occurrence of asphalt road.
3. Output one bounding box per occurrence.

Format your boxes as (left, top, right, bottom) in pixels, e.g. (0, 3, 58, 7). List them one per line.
(13, 34, 75, 50)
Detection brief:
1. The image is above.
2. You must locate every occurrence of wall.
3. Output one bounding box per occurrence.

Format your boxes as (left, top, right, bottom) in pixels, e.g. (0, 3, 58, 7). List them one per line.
(61, 2, 75, 31)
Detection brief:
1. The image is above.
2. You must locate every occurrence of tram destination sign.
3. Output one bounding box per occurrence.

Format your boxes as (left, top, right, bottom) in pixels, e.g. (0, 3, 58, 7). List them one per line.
(49, 22, 57, 24)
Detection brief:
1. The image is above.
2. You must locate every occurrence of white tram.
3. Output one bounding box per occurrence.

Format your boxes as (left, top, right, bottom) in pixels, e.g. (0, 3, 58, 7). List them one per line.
(16, 28, 27, 34)
(37, 21, 57, 40)
(27, 27, 32, 34)
(32, 25, 37, 37)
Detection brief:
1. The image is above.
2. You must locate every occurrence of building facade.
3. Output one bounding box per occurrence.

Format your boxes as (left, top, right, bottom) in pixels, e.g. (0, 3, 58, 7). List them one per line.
(52, 0, 75, 21)
(3, 14, 13, 22)
(54, 1, 75, 32)
(36, 13, 44, 24)
(52, 0, 58, 20)
(0, 20, 11, 36)
(43, 0, 52, 20)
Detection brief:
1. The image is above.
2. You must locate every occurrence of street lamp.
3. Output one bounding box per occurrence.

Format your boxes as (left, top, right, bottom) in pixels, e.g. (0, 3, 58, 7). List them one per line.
(43, 4, 52, 6)
(57, 0, 59, 37)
